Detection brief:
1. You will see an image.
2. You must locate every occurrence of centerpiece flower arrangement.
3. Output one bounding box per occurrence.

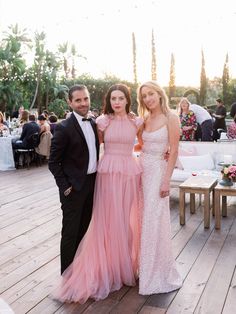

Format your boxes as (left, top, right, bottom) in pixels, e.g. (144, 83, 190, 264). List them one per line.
(10, 118, 20, 129)
(220, 165, 236, 186)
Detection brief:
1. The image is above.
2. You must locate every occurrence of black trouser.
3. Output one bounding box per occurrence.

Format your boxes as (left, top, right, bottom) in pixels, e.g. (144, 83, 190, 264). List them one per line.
(59, 173, 96, 274)
(201, 119, 213, 141)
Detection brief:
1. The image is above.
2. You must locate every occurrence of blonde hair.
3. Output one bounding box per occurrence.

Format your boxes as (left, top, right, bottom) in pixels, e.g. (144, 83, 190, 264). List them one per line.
(137, 81, 170, 118)
(0, 111, 4, 123)
(20, 110, 29, 124)
(178, 97, 191, 115)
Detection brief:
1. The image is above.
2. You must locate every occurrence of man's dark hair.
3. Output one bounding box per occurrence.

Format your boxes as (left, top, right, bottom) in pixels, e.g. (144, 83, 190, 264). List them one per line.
(29, 114, 36, 121)
(68, 85, 88, 101)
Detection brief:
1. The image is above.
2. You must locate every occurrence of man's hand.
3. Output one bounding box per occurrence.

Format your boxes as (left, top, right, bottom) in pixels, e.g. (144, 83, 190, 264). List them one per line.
(160, 181, 170, 198)
(133, 143, 142, 152)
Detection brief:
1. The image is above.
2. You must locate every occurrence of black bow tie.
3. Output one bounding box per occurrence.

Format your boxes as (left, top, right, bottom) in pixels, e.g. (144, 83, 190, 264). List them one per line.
(82, 117, 92, 122)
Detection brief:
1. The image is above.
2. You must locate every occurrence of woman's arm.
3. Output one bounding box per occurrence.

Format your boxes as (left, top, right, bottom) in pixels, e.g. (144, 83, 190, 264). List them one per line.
(97, 127, 104, 144)
(160, 113, 180, 198)
(134, 124, 144, 152)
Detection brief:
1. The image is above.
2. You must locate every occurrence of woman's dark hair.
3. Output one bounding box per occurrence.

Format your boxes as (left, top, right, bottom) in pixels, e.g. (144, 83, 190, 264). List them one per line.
(103, 84, 131, 114)
(49, 115, 58, 123)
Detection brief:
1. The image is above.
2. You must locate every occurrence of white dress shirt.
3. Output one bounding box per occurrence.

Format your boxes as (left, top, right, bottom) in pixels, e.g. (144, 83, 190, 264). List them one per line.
(189, 104, 212, 125)
(73, 111, 97, 174)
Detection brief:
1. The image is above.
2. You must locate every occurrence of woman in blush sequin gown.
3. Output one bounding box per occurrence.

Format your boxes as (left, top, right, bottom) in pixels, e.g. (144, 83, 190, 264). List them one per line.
(137, 81, 182, 295)
(54, 84, 143, 304)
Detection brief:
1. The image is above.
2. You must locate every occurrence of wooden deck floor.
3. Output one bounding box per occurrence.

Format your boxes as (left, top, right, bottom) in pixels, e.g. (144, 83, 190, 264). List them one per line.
(0, 165, 236, 314)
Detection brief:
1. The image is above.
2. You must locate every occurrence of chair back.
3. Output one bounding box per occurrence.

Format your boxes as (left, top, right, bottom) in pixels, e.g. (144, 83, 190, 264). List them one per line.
(27, 132, 40, 148)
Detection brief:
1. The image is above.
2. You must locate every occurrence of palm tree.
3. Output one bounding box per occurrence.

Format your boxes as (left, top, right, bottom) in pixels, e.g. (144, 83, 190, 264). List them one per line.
(30, 31, 46, 111)
(58, 42, 70, 78)
(0, 24, 30, 113)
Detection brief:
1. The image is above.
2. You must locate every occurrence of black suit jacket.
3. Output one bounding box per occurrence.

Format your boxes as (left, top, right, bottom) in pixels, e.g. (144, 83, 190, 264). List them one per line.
(20, 121, 40, 148)
(48, 113, 99, 193)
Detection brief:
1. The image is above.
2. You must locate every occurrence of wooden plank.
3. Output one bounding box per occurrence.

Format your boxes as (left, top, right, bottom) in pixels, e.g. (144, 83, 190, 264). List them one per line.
(0, 244, 59, 293)
(172, 208, 204, 257)
(0, 165, 236, 313)
(222, 266, 236, 314)
(53, 299, 93, 314)
(141, 212, 214, 311)
(1, 257, 59, 305)
(10, 269, 59, 314)
(27, 296, 64, 314)
(139, 305, 166, 314)
(0, 233, 59, 278)
(109, 285, 148, 313)
(194, 217, 236, 313)
(166, 212, 235, 313)
(0, 207, 60, 245)
(0, 216, 61, 265)
(82, 298, 118, 314)
(0, 195, 58, 228)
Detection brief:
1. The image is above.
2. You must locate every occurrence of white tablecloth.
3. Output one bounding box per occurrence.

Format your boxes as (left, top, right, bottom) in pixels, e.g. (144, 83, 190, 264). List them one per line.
(0, 137, 15, 171)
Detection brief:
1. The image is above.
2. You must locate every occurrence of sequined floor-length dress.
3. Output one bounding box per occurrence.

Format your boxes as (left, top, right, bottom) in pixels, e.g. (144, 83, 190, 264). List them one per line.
(54, 114, 143, 304)
(139, 125, 182, 295)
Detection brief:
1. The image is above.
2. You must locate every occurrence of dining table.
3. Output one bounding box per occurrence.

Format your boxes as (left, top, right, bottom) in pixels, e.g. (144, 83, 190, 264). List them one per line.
(0, 136, 16, 171)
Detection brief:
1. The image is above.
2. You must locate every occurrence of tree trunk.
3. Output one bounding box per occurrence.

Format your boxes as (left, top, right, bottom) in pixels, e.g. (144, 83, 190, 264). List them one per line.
(45, 90, 49, 110)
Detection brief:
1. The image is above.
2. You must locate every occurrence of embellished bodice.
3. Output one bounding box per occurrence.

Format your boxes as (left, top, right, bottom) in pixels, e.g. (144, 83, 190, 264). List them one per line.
(142, 125, 169, 157)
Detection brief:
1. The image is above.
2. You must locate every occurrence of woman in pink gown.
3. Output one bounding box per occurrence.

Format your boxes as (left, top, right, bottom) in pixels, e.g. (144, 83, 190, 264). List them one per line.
(54, 84, 143, 303)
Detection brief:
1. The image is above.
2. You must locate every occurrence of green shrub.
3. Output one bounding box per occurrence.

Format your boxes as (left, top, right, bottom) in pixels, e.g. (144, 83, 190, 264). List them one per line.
(48, 99, 69, 118)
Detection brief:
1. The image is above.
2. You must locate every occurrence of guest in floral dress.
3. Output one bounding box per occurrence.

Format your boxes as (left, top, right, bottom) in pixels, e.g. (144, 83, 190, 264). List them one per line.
(178, 97, 197, 141)
(227, 117, 236, 139)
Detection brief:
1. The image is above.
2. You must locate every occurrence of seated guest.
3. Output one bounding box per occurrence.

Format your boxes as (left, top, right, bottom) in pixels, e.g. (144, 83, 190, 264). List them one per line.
(12, 114, 40, 149)
(19, 110, 30, 126)
(48, 114, 58, 136)
(227, 117, 236, 139)
(0, 111, 9, 131)
(11, 105, 24, 119)
(37, 114, 51, 134)
(35, 115, 52, 159)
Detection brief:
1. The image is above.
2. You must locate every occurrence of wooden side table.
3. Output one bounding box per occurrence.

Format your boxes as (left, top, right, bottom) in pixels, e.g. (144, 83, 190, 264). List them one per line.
(214, 183, 236, 229)
(179, 176, 218, 229)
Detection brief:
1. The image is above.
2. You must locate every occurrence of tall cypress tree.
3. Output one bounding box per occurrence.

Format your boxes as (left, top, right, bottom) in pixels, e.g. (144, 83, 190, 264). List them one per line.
(222, 53, 229, 105)
(169, 53, 176, 102)
(132, 32, 137, 84)
(200, 49, 207, 106)
(151, 29, 157, 80)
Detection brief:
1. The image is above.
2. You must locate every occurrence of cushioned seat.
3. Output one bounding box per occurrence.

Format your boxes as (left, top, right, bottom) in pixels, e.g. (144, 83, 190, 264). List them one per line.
(171, 141, 236, 186)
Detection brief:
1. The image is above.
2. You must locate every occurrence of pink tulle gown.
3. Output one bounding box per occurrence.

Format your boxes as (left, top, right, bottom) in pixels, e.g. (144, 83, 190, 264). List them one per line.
(54, 114, 143, 304)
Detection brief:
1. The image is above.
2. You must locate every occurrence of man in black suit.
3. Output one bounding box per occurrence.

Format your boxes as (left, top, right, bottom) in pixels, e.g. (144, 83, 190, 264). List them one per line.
(12, 114, 40, 149)
(230, 102, 236, 119)
(48, 85, 99, 274)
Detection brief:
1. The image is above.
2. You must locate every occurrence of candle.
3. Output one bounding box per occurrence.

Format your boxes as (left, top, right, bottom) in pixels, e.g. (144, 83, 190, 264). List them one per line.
(223, 155, 232, 164)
